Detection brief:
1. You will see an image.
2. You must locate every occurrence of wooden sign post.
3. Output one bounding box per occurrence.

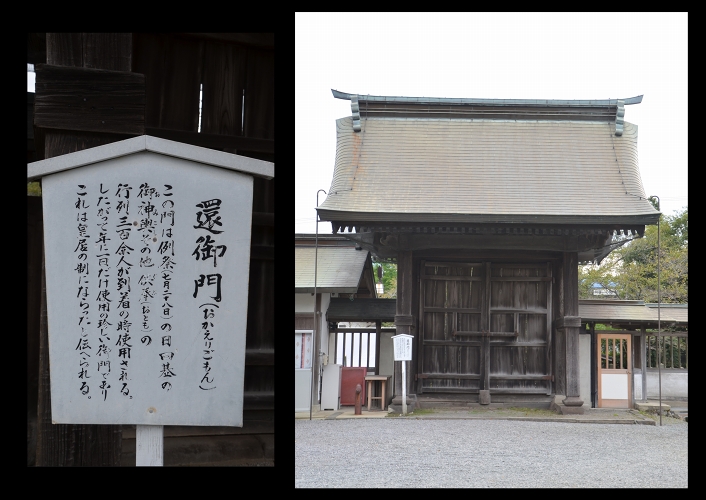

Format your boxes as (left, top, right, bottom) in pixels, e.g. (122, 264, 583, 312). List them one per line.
(28, 136, 274, 466)
(391, 334, 413, 415)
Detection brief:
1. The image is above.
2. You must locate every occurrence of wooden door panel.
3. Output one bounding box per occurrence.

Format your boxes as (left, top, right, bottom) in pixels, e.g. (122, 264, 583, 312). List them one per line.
(419, 261, 552, 396)
(490, 346, 547, 375)
(517, 314, 547, 343)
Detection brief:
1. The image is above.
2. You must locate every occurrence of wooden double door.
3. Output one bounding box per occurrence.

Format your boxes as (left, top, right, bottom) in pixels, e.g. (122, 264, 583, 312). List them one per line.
(417, 261, 553, 399)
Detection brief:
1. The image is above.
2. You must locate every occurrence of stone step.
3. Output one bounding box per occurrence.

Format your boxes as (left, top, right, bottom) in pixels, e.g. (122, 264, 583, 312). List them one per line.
(635, 402, 671, 412)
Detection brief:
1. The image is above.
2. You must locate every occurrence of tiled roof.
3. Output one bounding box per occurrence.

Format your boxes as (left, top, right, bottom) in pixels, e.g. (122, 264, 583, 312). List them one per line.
(294, 246, 369, 293)
(646, 303, 688, 324)
(318, 116, 659, 225)
(579, 300, 687, 325)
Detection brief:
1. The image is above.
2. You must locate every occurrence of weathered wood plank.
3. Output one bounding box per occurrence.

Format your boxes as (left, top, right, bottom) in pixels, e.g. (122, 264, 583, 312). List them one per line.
(34, 64, 145, 135)
(419, 374, 480, 379)
(27, 198, 43, 466)
(201, 41, 246, 137)
(28, 32, 47, 65)
(250, 244, 274, 260)
(144, 127, 275, 156)
(423, 307, 481, 313)
(133, 33, 203, 132)
(563, 252, 581, 402)
(82, 33, 132, 71)
(122, 411, 274, 439)
(243, 391, 274, 410)
(245, 349, 274, 366)
(244, 47, 274, 140)
(490, 277, 552, 282)
(182, 33, 274, 49)
(481, 263, 491, 392)
(421, 275, 483, 281)
(122, 433, 274, 466)
(425, 340, 482, 346)
(252, 212, 274, 227)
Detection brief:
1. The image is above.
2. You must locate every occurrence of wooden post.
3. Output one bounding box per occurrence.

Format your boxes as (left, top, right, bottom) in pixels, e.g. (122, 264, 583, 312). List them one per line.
(479, 262, 491, 404)
(35, 33, 141, 466)
(562, 252, 583, 409)
(393, 250, 414, 405)
(402, 361, 407, 415)
(136, 425, 163, 466)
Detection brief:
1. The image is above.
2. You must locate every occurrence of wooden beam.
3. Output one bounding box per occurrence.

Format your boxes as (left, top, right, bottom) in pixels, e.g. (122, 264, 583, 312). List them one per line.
(145, 127, 274, 155)
(34, 64, 145, 135)
(181, 33, 274, 49)
(244, 349, 274, 366)
(555, 316, 581, 329)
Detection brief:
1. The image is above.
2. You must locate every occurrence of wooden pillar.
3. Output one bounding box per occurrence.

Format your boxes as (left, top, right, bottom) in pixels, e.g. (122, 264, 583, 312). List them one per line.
(35, 33, 140, 466)
(393, 250, 414, 404)
(375, 320, 381, 376)
(478, 262, 491, 404)
(561, 252, 583, 408)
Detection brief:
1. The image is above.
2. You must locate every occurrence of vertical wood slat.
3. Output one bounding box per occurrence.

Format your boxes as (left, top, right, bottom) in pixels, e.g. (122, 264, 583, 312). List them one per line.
(358, 331, 362, 368)
(132, 33, 202, 132)
(132, 33, 166, 129)
(417, 260, 425, 394)
(481, 262, 491, 392)
(201, 41, 246, 138)
(375, 321, 381, 376)
(244, 47, 274, 140)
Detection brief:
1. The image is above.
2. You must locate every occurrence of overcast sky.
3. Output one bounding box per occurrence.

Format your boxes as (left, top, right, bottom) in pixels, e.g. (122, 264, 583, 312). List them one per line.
(295, 12, 688, 235)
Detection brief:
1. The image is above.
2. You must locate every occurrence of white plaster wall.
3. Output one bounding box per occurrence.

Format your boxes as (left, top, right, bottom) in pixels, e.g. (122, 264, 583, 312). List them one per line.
(295, 293, 315, 312)
(579, 334, 591, 405)
(295, 292, 331, 405)
(634, 369, 688, 399)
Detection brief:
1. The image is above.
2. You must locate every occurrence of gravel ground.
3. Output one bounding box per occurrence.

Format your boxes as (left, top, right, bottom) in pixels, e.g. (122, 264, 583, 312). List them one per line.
(295, 419, 687, 488)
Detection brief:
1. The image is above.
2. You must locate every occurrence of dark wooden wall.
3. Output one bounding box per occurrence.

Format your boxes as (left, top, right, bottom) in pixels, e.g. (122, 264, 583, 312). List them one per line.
(29, 33, 274, 466)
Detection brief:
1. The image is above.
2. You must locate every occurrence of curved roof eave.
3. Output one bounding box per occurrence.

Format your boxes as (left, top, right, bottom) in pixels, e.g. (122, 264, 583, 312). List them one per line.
(332, 89, 643, 107)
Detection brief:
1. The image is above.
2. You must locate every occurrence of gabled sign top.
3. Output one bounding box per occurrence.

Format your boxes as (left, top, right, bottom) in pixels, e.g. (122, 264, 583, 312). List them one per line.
(27, 135, 274, 181)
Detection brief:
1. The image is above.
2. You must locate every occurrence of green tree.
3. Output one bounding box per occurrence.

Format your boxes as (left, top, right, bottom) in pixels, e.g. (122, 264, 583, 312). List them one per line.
(579, 206, 687, 303)
(372, 261, 397, 298)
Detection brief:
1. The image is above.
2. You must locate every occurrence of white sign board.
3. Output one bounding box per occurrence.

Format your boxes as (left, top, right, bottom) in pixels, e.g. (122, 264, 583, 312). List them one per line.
(392, 334, 413, 361)
(40, 149, 255, 426)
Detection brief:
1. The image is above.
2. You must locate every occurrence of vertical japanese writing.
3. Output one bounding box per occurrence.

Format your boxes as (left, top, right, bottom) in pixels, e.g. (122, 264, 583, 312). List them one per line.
(158, 184, 176, 391)
(192, 199, 227, 390)
(115, 182, 134, 399)
(75, 185, 92, 398)
(95, 183, 112, 401)
(137, 183, 159, 387)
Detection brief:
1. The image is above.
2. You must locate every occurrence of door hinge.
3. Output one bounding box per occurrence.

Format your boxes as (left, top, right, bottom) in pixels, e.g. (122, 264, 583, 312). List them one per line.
(415, 374, 418, 381)
(551, 375, 555, 382)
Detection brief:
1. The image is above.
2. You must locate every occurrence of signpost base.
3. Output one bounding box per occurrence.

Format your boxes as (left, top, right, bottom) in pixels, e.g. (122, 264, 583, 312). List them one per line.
(136, 425, 163, 466)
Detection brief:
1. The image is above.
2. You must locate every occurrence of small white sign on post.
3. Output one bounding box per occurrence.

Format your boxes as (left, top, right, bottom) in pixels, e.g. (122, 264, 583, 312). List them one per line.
(391, 334, 413, 415)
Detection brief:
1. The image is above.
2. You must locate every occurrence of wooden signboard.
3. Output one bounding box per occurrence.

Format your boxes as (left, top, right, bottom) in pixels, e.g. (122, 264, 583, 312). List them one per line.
(28, 136, 274, 428)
